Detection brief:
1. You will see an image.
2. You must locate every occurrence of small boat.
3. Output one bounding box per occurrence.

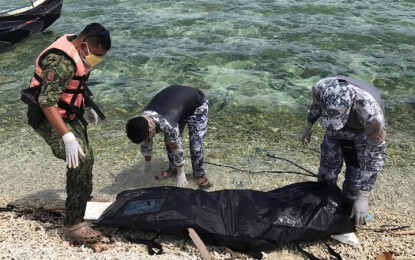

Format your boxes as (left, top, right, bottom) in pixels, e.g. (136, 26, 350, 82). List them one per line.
(0, 0, 63, 47)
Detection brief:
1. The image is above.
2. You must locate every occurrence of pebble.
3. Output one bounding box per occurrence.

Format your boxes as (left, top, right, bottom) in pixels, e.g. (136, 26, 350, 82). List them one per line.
(1, 194, 414, 259)
(0, 128, 414, 259)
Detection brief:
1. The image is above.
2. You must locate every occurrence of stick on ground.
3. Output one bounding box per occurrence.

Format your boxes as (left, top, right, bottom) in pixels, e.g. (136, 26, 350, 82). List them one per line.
(188, 228, 212, 260)
(394, 230, 415, 235)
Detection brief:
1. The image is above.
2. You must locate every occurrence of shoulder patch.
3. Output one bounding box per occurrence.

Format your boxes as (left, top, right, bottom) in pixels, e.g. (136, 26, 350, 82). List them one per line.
(45, 70, 57, 83)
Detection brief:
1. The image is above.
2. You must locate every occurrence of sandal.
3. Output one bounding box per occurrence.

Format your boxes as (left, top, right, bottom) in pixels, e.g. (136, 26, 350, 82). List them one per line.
(196, 176, 212, 190)
(154, 169, 177, 180)
(62, 221, 102, 243)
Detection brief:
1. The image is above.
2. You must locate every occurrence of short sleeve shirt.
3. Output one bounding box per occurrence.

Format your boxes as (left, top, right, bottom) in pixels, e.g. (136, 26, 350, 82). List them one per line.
(38, 51, 76, 106)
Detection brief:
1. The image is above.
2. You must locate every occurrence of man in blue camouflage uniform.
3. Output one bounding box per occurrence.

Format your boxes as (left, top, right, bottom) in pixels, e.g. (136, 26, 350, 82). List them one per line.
(301, 76, 386, 225)
(26, 23, 111, 242)
(126, 85, 211, 189)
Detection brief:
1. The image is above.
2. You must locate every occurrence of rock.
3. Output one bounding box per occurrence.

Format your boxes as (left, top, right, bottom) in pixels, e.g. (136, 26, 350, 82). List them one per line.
(91, 241, 108, 253)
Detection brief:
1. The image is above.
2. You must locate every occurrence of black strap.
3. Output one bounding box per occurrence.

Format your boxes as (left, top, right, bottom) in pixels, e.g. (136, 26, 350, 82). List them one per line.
(22, 85, 41, 97)
(57, 100, 89, 144)
(83, 94, 106, 120)
(78, 117, 89, 145)
(296, 244, 321, 260)
(83, 85, 93, 98)
(51, 86, 105, 121)
(58, 98, 84, 119)
(72, 75, 84, 81)
(325, 242, 343, 260)
(126, 234, 163, 255)
(63, 88, 84, 94)
(76, 77, 105, 120)
(297, 243, 343, 260)
(33, 72, 43, 83)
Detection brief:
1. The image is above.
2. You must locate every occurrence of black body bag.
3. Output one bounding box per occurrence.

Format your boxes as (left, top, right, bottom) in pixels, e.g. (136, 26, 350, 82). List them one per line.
(96, 181, 355, 253)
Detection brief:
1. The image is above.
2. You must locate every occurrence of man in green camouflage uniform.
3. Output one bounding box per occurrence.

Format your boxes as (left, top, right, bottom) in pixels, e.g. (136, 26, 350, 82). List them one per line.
(31, 23, 111, 242)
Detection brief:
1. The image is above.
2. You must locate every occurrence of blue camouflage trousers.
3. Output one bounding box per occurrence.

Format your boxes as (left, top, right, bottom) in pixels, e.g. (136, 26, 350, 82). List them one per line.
(318, 129, 386, 199)
(166, 100, 209, 177)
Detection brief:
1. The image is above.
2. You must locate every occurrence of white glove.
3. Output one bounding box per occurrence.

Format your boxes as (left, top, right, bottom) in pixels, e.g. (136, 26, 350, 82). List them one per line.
(62, 132, 85, 169)
(350, 190, 369, 225)
(301, 121, 313, 145)
(176, 165, 188, 187)
(141, 160, 152, 175)
(85, 107, 99, 124)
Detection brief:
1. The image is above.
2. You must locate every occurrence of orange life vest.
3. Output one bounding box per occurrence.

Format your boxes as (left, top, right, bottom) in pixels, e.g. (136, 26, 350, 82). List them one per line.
(29, 34, 91, 120)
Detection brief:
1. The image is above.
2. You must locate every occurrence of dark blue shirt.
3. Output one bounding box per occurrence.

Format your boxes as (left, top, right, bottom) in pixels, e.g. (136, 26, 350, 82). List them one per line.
(145, 85, 205, 126)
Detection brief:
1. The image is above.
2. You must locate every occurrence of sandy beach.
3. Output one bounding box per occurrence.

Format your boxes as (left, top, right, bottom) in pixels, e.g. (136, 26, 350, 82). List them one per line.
(0, 110, 414, 260)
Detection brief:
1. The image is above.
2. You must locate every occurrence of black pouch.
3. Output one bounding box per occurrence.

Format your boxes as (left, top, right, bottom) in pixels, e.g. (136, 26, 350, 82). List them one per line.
(20, 87, 45, 129)
(338, 139, 360, 168)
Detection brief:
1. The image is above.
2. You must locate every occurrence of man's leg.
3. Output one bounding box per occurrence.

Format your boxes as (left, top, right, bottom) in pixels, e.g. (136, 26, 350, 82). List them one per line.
(187, 100, 209, 177)
(164, 138, 176, 173)
(318, 130, 343, 183)
(64, 120, 94, 225)
(36, 120, 93, 226)
(343, 133, 386, 199)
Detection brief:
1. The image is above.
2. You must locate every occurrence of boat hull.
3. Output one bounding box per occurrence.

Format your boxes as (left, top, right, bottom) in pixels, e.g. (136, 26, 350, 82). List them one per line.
(0, 0, 63, 47)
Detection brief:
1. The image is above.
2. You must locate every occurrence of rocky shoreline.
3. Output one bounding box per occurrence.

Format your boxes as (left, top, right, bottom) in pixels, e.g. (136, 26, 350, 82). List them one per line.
(0, 201, 414, 259)
(1, 163, 414, 259)
(0, 119, 414, 259)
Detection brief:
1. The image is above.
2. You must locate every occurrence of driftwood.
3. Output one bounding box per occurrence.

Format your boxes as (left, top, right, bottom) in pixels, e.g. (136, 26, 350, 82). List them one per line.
(394, 230, 415, 235)
(188, 228, 212, 260)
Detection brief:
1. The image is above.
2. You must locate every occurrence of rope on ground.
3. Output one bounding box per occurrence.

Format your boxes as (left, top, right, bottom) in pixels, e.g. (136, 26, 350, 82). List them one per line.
(265, 153, 317, 177)
(360, 224, 411, 233)
(374, 225, 411, 232)
(200, 153, 317, 178)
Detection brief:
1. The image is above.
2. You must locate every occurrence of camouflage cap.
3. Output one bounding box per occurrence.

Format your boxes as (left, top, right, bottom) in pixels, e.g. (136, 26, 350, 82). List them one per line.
(320, 84, 353, 130)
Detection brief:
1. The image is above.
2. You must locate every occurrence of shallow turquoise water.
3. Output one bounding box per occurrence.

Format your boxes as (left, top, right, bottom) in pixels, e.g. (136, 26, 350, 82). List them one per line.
(1, 1, 415, 109)
(0, 0, 414, 162)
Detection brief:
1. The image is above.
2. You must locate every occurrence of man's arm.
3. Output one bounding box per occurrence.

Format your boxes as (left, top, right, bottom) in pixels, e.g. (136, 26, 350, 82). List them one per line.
(140, 139, 153, 160)
(38, 52, 85, 168)
(38, 52, 75, 137)
(161, 124, 184, 167)
(355, 92, 386, 145)
(307, 103, 322, 126)
(41, 105, 69, 136)
(301, 99, 323, 145)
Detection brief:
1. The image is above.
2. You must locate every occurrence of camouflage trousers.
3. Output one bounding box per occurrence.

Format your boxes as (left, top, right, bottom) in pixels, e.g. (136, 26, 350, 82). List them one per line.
(318, 129, 386, 199)
(167, 100, 209, 177)
(35, 119, 93, 225)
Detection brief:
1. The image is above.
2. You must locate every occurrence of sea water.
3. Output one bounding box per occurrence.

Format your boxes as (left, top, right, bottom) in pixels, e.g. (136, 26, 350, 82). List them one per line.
(0, 0, 414, 183)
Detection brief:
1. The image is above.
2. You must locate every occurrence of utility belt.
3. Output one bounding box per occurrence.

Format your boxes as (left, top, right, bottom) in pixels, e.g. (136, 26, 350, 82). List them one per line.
(338, 139, 360, 168)
(341, 126, 364, 134)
